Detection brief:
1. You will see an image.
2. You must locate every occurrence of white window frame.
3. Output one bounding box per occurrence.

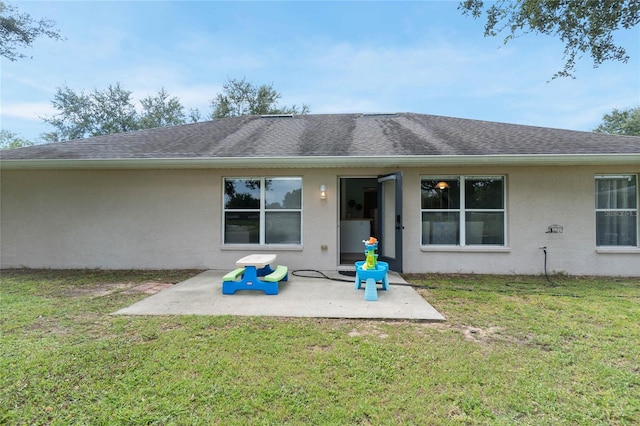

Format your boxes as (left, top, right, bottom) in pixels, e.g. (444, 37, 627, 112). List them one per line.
(595, 174, 638, 247)
(223, 176, 303, 246)
(420, 175, 507, 247)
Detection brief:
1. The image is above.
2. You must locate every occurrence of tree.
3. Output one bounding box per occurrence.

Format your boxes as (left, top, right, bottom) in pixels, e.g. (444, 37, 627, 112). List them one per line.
(41, 85, 93, 142)
(40, 79, 310, 142)
(90, 83, 139, 136)
(210, 77, 310, 119)
(459, 0, 640, 78)
(594, 106, 640, 136)
(42, 83, 138, 142)
(0, 129, 34, 150)
(187, 108, 202, 124)
(139, 88, 186, 129)
(42, 84, 188, 141)
(0, 0, 63, 61)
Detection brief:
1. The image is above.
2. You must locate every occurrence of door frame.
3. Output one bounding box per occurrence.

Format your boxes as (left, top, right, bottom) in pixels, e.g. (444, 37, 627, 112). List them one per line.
(377, 172, 403, 272)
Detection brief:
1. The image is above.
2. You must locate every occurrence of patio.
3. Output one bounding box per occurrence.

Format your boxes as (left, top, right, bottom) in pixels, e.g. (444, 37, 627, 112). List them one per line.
(113, 269, 445, 321)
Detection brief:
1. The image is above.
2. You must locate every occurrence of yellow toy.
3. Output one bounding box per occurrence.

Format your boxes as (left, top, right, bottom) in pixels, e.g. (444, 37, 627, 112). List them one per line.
(362, 237, 378, 270)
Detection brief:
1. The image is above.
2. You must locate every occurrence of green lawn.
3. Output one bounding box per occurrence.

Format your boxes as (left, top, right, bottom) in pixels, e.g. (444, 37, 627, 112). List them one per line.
(1, 270, 639, 425)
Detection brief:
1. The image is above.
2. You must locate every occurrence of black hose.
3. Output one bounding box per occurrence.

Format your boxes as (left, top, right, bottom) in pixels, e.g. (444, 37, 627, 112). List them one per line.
(291, 269, 354, 282)
(291, 269, 435, 288)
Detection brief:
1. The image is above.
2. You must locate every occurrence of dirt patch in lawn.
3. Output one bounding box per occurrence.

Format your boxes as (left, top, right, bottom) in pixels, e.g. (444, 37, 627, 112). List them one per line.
(459, 324, 503, 343)
(348, 323, 390, 339)
(121, 282, 174, 295)
(418, 322, 507, 345)
(64, 282, 174, 297)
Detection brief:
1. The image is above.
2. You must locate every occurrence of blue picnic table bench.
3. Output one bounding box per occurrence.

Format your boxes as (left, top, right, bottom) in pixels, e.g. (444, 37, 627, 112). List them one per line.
(222, 254, 288, 295)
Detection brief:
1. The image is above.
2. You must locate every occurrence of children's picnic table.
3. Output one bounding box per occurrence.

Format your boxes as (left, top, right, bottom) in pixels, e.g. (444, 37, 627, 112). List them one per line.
(222, 254, 288, 295)
(237, 253, 277, 271)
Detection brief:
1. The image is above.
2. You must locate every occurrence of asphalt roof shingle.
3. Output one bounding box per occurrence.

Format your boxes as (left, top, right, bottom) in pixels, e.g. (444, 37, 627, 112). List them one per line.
(1, 112, 639, 161)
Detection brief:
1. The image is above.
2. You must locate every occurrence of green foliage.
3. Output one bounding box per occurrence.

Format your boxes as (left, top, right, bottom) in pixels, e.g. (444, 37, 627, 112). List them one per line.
(41, 79, 310, 141)
(42, 84, 187, 142)
(0, 1, 63, 61)
(210, 77, 310, 119)
(138, 88, 187, 129)
(187, 107, 202, 123)
(1, 270, 639, 424)
(91, 83, 139, 135)
(459, 0, 640, 78)
(42, 83, 134, 142)
(0, 129, 34, 150)
(594, 106, 640, 136)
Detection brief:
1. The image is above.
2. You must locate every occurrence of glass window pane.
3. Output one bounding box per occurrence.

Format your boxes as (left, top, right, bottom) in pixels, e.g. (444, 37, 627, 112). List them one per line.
(596, 176, 637, 209)
(266, 212, 301, 244)
(224, 179, 260, 209)
(422, 212, 459, 245)
(224, 212, 259, 244)
(421, 179, 460, 209)
(266, 178, 302, 209)
(466, 212, 504, 245)
(466, 178, 503, 209)
(596, 212, 637, 246)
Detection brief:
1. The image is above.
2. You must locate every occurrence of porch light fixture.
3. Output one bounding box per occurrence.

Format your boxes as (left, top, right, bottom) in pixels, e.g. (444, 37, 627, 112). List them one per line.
(320, 184, 327, 200)
(436, 181, 449, 190)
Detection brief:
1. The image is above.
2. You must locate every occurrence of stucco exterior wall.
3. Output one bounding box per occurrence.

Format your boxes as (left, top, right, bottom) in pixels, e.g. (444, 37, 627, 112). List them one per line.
(0, 168, 340, 271)
(1, 169, 217, 269)
(1, 165, 638, 276)
(401, 165, 639, 276)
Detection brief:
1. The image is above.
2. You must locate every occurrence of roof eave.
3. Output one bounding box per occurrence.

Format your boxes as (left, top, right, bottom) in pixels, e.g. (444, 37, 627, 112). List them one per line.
(1, 154, 639, 170)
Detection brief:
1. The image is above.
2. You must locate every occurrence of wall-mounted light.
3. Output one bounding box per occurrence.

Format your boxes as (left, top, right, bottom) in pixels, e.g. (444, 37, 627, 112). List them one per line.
(320, 184, 327, 200)
(436, 181, 449, 190)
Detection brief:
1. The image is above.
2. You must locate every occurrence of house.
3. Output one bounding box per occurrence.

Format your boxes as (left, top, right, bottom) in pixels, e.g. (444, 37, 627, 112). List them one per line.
(1, 113, 639, 276)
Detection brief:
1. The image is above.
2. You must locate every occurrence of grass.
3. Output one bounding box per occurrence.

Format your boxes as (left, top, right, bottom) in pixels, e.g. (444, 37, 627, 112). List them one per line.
(1, 270, 639, 425)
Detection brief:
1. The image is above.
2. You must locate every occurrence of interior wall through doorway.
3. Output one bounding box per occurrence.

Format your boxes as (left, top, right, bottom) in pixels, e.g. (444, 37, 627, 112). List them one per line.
(339, 177, 378, 265)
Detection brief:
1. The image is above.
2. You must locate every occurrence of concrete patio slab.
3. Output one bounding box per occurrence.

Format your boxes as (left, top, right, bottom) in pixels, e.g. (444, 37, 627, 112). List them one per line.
(113, 270, 445, 321)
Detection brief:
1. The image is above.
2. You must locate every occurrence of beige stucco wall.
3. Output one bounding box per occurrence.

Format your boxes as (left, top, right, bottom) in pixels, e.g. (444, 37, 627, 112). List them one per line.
(401, 165, 639, 276)
(1, 169, 216, 269)
(1, 165, 638, 276)
(0, 168, 340, 271)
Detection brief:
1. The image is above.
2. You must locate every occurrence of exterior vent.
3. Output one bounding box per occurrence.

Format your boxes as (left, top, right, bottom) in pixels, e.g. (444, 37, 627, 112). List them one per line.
(361, 113, 398, 118)
(261, 114, 295, 118)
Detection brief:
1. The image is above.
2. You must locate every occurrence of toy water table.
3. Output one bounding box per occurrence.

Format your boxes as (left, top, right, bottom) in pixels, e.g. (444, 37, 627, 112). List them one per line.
(354, 237, 390, 301)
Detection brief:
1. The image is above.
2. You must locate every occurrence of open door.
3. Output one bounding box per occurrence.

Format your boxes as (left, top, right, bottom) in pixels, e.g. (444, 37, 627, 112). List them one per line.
(377, 172, 403, 272)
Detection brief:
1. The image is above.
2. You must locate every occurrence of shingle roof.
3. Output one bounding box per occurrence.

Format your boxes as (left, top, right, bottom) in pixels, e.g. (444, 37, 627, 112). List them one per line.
(1, 113, 639, 162)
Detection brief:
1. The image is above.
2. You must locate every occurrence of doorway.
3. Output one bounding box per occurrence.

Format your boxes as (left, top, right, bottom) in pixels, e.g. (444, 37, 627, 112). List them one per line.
(339, 177, 378, 265)
(338, 173, 403, 271)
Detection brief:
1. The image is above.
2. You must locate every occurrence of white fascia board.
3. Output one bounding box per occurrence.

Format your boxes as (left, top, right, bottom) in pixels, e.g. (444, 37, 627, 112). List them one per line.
(1, 154, 639, 170)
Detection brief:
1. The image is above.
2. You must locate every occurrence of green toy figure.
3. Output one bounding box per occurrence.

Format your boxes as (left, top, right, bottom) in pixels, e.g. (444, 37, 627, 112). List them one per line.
(362, 237, 378, 270)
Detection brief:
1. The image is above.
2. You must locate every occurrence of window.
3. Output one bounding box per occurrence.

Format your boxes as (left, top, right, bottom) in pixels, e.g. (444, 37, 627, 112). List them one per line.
(223, 177, 302, 245)
(421, 176, 505, 246)
(595, 175, 638, 247)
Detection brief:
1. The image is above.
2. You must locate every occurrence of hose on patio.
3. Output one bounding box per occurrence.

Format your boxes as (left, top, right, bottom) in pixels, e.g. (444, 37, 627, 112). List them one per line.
(290, 269, 432, 288)
(291, 269, 354, 283)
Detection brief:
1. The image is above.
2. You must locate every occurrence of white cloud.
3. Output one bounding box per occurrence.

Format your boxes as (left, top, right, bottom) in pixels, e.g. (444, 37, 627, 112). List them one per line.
(2, 72, 57, 95)
(170, 84, 223, 109)
(1, 102, 55, 121)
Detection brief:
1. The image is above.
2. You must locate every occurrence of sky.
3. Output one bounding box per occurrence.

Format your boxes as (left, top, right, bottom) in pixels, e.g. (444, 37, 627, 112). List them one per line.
(2, 0, 639, 142)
